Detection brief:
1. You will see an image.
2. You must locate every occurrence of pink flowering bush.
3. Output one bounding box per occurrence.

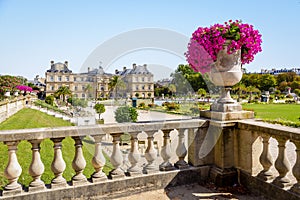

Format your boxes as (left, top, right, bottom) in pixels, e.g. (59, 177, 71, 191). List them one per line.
(185, 20, 262, 73)
(16, 85, 33, 92)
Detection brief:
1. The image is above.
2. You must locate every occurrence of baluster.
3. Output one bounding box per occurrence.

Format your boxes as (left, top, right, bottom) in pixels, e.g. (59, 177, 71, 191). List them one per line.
(291, 140, 300, 194)
(3, 141, 22, 195)
(258, 134, 274, 181)
(160, 129, 175, 171)
(128, 132, 142, 176)
(72, 136, 87, 185)
(29, 139, 45, 191)
(273, 137, 291, 188)
(51, 138, 67, 188)
(91, 135, 107, 182)
(175, 129, 189, 169)
(109, 133, 125, 179)
(144, 131, 158, 174)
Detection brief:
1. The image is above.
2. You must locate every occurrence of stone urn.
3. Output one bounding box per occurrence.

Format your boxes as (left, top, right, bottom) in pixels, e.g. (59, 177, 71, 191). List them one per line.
(209, 41, 243, 112)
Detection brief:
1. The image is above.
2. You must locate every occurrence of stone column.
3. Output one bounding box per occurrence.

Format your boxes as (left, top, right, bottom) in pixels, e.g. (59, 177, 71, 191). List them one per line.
(273, 137, 291, 188)
(72, 136, 87, 185)
(3, 141, 22, 195)
(159, 129, 175, 171)
(109, 133, 125, 179)
(175, 129, 189, 169)
(128, 132, 142, 176)
(144, 131, 158, 174)
(51, 138, 67, 188)
(258, 134, 274, 181)
(29, 139, 46, 191)
(91, 135, 107, 183)
(291, 140, 300, 194)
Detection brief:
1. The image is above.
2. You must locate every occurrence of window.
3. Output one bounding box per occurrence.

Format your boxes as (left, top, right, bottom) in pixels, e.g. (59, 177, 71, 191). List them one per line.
(82, 86, 85, 90)
(66, 76, 69, 81)
(75, 86, 78, 91)
(135, 77, 138, 82)
(82, 94, 85, 98)
(58, 76, 62, 81)
(142, 77, 145, 82)
(148, 77, 151, 82)
(101, 86, 104, 91)
(74, 77, 77, 81)
(50, 76, 54, 81)
(136, 85, 139, 90)
(51, 86, 54, 90)
(142, 85, 145, 90)
(81, 77, 84, 81)
(148, 85, 151, 90)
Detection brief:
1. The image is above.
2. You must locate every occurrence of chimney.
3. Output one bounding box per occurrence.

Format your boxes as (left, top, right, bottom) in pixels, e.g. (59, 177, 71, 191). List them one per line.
(123, 66, 126, 71)
(115, 69, 119, 74)
(64, 61, 68, 67)
(88, 67, 90, 72)
(50, 60, 54, 66)
(133, 63, 136, 69)
(143, 64, 147, 68)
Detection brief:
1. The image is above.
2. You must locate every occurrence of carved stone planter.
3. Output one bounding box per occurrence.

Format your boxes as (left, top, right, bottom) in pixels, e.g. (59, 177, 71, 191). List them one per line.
(209, 41, 243, 112)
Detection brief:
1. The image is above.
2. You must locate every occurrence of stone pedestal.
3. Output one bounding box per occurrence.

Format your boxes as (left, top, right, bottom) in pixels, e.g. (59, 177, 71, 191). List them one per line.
(200, 110, 254, 121)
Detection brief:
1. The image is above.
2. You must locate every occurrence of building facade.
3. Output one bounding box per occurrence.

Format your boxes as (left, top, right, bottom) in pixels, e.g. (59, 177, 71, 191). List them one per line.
(45, 61, 111, 99)
(115, 64, 154, 98)
(45, 61, 154, 99)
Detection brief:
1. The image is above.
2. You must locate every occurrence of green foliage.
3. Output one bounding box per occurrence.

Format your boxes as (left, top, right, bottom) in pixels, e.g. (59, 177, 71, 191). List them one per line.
(138, 102, 146, 109)
(94, 103, 105, 119)
(114, 106, 138, 123)
(162, 102, 180, 111)
(197, 88, 207, 96)
(108, 75, 126, 99)
(69, 98, 88, 108)
(54, 86, 72, 102)
(45, 95, 55, 106)
(148, 103, 155, 108)
(34, 100, 70, 116)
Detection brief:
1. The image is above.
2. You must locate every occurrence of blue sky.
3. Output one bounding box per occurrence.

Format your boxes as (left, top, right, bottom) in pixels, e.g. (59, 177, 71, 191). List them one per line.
(0, 0, 299, 80)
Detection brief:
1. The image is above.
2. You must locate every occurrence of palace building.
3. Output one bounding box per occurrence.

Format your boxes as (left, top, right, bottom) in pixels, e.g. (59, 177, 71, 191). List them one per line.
(45, 61, 154, 99)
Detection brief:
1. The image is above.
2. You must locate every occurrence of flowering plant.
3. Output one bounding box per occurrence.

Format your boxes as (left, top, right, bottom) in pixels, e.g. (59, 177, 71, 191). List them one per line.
(185, 20, 262, 73)
(16, 85, 33, 92)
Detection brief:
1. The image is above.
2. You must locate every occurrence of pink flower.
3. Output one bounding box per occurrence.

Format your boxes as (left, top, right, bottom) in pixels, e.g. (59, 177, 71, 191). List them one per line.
(186, 20, 262, 73)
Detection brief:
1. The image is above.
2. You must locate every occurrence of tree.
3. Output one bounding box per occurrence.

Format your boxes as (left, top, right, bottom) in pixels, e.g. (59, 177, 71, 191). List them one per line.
(94, 103, 105, 119)
(258, 74, 277, 92)
(114, 106, 138, 123)
(246, 86, 260, 101)
(168, 84, 176, 97)
(84, 84, 93, 99)
(232, 82, 247, 102)
(54, 86, 72, 102)
(108, 76, 126, 99)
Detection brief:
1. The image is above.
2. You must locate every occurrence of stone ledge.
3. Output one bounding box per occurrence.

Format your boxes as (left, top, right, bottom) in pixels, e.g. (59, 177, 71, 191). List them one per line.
(0, 166, 209, 200)
(240, 170, 300, 200)
(200, 110, 254, 121)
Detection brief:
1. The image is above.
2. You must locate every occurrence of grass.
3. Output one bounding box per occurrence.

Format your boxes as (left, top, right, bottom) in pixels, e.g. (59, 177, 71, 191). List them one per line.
(0, 108, 113, 189)
(242, 103, 300, 127)
(0, 108, 73, 130)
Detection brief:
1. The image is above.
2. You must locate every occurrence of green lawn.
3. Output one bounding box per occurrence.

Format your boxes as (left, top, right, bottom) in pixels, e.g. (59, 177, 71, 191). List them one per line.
(0, 108, 72, 130)
(242, 103, 300, 126)
(0, 108, 113, 189)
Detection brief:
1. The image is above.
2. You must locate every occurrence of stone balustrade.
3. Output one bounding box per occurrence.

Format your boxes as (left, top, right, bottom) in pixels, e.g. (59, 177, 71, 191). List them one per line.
(1, 118, 300, 199)
(0, 119, 205, 197)
(0, 97, 27, 123)
(237, 120, 300, 196)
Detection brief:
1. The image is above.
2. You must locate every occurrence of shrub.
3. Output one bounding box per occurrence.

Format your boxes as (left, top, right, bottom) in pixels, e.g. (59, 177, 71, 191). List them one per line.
(45, 95, 54, 106)
(148, 103, 155, 108)
(69, 98, 88, 108)
(165, 102, 180, 111)
(138, 102, 146, 109)
(94, 103, 105, 119)
(114, 106, 138, 123)
(190, 106, 200, 115)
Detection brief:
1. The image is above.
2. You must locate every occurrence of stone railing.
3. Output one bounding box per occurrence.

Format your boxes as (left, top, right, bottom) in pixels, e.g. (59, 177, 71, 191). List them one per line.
(236, 120, 300, 199)
(0, 119, 207, 198)
(0, 97, 28, 123)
